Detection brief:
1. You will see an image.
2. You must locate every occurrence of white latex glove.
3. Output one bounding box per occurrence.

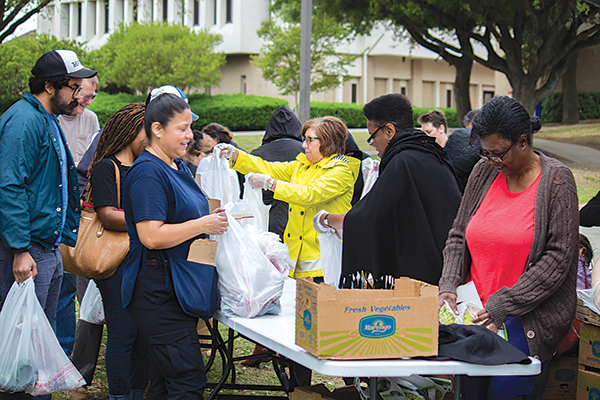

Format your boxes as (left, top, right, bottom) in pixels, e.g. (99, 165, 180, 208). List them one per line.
(313, 210, 330, 234)
(247, 172, 274, 190)
(215, 143, 236, 159)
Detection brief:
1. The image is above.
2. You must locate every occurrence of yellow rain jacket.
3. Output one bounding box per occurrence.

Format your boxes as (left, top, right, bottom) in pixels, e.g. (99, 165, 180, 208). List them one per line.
(232, 151, 360, 278)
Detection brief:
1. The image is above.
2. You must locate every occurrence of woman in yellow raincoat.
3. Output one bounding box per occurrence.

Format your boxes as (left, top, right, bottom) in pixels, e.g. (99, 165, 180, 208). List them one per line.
(218, 116, 359, 279)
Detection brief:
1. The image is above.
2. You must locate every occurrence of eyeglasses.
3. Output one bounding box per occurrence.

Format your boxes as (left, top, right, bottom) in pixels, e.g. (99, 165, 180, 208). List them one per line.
(80, 92, 98, 102)
(303, 136, 320, 144)
(65, 83, 83, 98)
(367, 125, 386, 146)
(479, 141, 516, 163)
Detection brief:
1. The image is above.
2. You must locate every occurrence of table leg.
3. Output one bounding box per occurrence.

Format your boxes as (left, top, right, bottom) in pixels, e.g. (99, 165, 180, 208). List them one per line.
(454, 375, 461, 400)
(207, 325, 235, 400)
(369, 377, 378, 400)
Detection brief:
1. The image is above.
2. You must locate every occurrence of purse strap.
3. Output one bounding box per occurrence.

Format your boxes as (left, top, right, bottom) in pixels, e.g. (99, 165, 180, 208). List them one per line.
(110, 159, 122, 209)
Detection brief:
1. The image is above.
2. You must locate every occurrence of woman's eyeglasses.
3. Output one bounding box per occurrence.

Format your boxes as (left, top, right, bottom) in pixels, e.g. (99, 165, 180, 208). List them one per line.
(478, 141, 516, 163)
(303, 136, 320, 144)
(367, 125, 386, 146)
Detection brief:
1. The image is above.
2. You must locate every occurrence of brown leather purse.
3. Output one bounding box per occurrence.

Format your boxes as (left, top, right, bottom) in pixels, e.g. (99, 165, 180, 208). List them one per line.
(60, 160, 129, 279)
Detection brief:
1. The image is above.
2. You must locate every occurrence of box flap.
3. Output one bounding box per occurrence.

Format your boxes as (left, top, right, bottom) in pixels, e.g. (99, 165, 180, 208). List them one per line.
(188, 239, 217, 265)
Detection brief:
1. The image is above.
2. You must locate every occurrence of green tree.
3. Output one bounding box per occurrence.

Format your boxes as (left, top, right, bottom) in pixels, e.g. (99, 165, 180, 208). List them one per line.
(0, 0, 53, 43)
(0, 33, 86, 99)
(92, 22, 225, 94)
(312, 0, 600, 114)
(251, 13, 357, 104)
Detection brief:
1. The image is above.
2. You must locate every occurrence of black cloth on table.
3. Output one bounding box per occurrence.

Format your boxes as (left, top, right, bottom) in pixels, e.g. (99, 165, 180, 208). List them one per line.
(251, 106, 304, 240)
(341, 128, 461, 287)
(580, 190, 600, 227)
(444, 128, 481, 193)
(434, 324, 531, 365)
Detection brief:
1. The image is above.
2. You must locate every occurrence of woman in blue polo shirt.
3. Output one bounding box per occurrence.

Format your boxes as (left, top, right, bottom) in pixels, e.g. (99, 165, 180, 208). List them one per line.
(121, 86, 228, 399)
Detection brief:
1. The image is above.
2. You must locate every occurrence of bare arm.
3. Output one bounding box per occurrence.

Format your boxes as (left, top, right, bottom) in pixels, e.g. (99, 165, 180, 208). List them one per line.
(96, 206, 126, 232)
(136, 209, 228, 250)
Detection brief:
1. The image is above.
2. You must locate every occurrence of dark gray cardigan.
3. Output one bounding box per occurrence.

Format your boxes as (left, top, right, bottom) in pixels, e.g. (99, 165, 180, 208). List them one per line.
(439, 152, 579, 362)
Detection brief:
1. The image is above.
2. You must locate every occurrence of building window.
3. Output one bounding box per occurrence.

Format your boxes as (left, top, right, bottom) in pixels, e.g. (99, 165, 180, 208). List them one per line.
(241, 75, 246, 94)
(226, 0, 232, 23)
(163, 0, 168, 20)
(401, 86, 406, 96)
(104, 1, 109, 34)
(483, 90, 494, 104)
(133, 0, 138, 21)
(213, 0, 217, 25)
(446, 89, 452, 108)
(193, 0, 199, 25)
(351, 83, 357, 104)
(77, 3, 82, 36)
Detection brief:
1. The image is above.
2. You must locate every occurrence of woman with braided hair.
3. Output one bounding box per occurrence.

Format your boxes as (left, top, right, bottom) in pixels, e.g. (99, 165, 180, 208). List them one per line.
(87, 102, 149, 400)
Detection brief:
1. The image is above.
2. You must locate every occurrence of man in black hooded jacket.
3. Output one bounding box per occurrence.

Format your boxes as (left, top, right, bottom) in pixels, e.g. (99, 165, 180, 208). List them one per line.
(250, 106, 304, 240)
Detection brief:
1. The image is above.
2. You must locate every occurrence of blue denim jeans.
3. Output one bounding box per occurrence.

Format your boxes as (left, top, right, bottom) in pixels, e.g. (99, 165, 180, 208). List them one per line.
(56, 271, 77, 358)
(95, 264, 148, 397)
(0, 240, 63, 400)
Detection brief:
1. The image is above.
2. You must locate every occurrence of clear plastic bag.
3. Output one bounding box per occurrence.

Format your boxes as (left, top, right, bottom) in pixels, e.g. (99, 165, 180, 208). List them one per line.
(238, 179, 270, 233)
(0, 278, 84, 394)
(200, 148, 239, 206)
(360, 158, 380, 199)
(79, 280, 105, 325)
(213, 206, 285, 318)
(318, 231, 342, 287)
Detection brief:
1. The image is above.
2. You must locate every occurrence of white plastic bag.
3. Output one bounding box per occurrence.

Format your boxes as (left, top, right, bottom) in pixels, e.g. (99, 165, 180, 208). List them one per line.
(361, 158, 380, 199)
(318, 231, 342, 287)
(80, 280, 105, 325)
(213, 206, 285, 318)
(238, 179, 270, 233)
(200, 149, 239, 206)
(0, 278, 84, 394)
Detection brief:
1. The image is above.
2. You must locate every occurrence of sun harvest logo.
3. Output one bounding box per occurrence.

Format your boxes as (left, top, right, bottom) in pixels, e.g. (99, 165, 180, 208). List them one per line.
(359, 315, 396, 339)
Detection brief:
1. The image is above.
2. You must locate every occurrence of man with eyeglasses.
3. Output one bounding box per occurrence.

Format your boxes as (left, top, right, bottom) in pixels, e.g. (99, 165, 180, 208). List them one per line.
(55, 76, 100, 364)
(0, 49, 96, 399)
(58, 77, 100, 166)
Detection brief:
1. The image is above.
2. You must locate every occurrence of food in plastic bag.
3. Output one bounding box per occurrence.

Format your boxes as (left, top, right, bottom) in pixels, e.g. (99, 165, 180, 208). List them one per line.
(213, 206, 286, 318)
(200, 146, 239, 206)
(79, 280, 105, 325)
(354, 376, 451, 400)
(360, 157, 380, 199)
(318, 231, 342, 287)
(438, 300, 460, 324)
(0, 278, 84, 394)
(254, 230, 289, 276)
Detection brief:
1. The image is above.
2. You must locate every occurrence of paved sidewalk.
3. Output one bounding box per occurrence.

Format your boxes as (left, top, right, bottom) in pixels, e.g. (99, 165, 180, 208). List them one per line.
(533, 138, 600, 168)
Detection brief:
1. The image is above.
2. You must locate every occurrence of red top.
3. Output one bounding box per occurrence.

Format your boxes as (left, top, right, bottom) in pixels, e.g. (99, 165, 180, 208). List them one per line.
(465, 172, 542, 305)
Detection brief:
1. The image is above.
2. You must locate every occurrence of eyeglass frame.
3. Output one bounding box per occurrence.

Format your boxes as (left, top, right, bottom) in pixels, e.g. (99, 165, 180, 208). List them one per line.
(79, 92, 98, 102)
(65, 83, 83, 98)
(302, 135, 320, 144)
(367, 124, 386, 146)
(478, 140, 517, 163)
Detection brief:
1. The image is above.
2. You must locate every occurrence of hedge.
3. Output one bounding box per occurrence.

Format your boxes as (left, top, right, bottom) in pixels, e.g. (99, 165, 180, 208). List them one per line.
(542, 91, 600, 123)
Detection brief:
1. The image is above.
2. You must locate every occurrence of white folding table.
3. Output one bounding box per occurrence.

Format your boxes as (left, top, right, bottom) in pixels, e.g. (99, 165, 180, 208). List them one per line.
(208, 278, 541, 399)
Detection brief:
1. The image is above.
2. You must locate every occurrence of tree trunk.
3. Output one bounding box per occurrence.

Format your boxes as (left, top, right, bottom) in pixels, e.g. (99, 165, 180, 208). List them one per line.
(454, 57, 473, 127)
(562, 50, 579, 125)
(512, 77, 538, 115)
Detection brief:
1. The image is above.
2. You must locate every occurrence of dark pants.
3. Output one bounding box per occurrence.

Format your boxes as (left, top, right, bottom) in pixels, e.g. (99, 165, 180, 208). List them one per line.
(127, 262, 206, 400)
(56, 272, 78, 357)
(462, 317, 549, 400)
(0, 241, 62, 400)
(71, 276, 105, 385)
(96, 265, 149, 397)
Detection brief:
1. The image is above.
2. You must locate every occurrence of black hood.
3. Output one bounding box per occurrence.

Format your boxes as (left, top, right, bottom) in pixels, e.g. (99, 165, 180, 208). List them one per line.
(345, 132, 368, 161)
(263, 106, 303, 144)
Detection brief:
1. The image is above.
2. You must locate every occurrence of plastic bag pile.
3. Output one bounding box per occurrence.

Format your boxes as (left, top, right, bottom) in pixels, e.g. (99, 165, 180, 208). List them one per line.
(203, 155, 288, 318)
(354, 376, 452, 400)
(0, 278, 85, 394)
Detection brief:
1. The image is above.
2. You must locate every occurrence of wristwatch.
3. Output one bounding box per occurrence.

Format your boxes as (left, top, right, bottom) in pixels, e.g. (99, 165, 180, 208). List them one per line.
(323, 213, 331, 228)
(266, 178, 275, 191)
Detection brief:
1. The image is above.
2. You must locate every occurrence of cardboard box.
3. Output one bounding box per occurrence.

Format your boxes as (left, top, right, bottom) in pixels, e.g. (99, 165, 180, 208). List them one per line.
(295, 277, 438, 360)
(580, 324, 600, 370)
(577, 365, 600, 400)
(577, 298, 600, 327)
(541, 356, 577, 399)
(289, 384, 361, 400)
(188, 239, 217, 265)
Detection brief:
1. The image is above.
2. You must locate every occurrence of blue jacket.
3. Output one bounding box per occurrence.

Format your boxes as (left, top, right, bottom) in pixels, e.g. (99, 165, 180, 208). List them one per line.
(0, 93, 80, 252)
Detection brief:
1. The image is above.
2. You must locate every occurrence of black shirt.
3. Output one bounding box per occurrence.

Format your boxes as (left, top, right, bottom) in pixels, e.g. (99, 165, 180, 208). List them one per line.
(90, 155, 129, 208)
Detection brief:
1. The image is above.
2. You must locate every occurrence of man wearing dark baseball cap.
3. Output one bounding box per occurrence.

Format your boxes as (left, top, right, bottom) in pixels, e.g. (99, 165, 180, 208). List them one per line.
(0, 49, 95, 398)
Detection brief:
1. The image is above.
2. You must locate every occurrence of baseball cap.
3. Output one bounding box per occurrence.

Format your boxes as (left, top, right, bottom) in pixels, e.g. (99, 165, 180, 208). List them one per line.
(32, 50, 97, 79)
(148, 85, 199, 121)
